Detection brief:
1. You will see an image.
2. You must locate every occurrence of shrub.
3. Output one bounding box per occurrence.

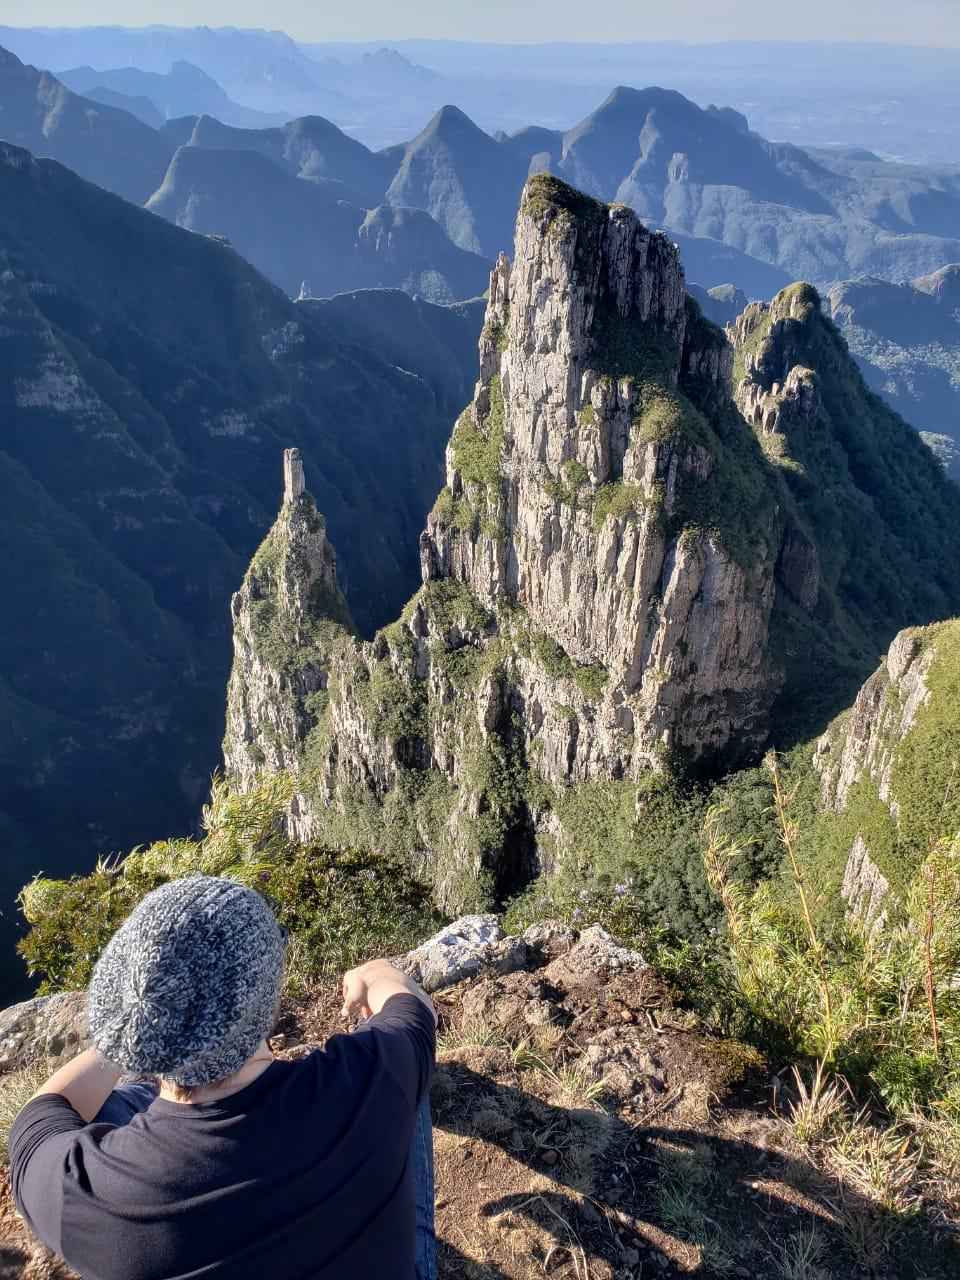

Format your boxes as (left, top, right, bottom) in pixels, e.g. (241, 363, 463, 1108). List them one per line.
(17, 774, 443, 997)
(704, 754, 960, 1114)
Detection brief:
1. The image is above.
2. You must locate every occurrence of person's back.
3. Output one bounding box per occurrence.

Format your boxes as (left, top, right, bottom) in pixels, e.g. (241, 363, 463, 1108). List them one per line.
(8, 875, 437, 1280)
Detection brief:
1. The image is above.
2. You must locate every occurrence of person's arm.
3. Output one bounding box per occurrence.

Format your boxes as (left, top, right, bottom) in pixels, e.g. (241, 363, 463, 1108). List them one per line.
(26, 1047, 122, 1123)
(340, 960, 436, 1108)
(341, 958, 437, 1025)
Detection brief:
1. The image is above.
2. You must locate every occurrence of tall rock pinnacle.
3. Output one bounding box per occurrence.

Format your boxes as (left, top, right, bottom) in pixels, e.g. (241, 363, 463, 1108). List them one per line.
(223, 176, 787, 909)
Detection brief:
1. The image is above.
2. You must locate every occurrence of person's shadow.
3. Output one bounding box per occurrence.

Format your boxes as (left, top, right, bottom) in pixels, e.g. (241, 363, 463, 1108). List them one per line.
(430, 1061, 955, 1279)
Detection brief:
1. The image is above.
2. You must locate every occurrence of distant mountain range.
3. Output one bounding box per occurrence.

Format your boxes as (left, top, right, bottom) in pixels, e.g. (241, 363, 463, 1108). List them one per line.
(58, 59, 289, 129)
(825, 266, 960, 481)
(0, 140, 482, 1004)
(5, 37, 960, 479)
(5, 40, 960, 306)
(5, 26, 960, 164)
(145, 135, 491, 302)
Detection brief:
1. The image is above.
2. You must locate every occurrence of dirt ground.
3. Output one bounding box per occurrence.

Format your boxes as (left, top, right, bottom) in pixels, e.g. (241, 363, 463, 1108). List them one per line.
(1, 948, 958, 1279)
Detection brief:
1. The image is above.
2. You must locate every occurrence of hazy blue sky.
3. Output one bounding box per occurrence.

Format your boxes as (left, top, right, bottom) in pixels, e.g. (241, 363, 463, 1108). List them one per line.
(3, 0, 959, 46)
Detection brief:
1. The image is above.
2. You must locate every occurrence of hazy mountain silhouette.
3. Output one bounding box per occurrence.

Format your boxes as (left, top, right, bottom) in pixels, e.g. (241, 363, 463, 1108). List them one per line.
(375, 88, 960, 289)
(687, 282, 749, 326)
(184, 112, 396, 206)
(825, 267, 960, 481)
(77, 84, 165, 129)
(146, 142, 491, 302)
(0, 45, 173, 203)
(58, 60, 288, 129)
(0, 24, 346, 118)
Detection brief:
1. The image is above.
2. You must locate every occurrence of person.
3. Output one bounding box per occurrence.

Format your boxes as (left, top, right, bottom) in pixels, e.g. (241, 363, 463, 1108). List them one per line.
(8, 875, 437, 1280)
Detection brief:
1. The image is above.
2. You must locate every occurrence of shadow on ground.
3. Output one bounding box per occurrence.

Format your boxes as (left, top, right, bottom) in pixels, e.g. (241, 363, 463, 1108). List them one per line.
(432, 1058, 957, 1280)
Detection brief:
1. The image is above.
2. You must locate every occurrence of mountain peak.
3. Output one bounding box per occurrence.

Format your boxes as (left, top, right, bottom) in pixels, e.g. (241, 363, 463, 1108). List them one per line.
(597, 84, 692, 115)
(913, 263, 960, 304)
(520, 173, 606, 223)
(427, 104, 486, 137)
(219, 175, 960, 920)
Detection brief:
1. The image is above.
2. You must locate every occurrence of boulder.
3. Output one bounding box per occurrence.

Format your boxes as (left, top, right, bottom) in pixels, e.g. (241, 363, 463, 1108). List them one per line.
(401, 915, 530, 993)
(0, 992, 88, 1073)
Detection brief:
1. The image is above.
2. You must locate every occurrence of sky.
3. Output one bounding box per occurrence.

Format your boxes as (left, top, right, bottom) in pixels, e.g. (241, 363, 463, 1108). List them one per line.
(3, 0, 959, 46)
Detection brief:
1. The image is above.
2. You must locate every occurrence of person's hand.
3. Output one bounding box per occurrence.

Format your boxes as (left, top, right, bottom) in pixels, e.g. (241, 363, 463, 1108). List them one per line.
(341, 966, 373, 1020)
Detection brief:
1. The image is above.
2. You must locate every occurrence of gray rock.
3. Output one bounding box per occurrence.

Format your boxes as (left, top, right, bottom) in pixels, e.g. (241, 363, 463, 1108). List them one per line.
(815, 626, 934, 814)
(0, 991, 88, 1072)
(841, 835, 890, 936)
(403, 914, 509, 993)
(521, 920, 577, 960)
(544, 925, 647, 989)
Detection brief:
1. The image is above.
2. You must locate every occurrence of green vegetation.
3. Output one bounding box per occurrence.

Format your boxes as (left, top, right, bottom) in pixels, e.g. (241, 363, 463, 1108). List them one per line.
(583, 295, 778, 567)
(431, 485, 478, 534)
(486, 313, 509, 354)
(509, 738, 960, 1126)
(354, 658, 427, 743)
(530, 630, 608, 701)
(450, 375, 506, 492)
(739, 294, 960, 742)
(701, 756, 960, 1116)
(0, 142, 486, 1006)
(792, 620, 960, 907)
(18, 774, 442, 997)
(245, 514, 354, 679)
(420, 579, 494, 637)
(544, 458, 592, 506)
(521, 174, 606, 224)
(731, 305, 771, 386)
(506, 767, 784, 947)
(591, 480, 661, 529)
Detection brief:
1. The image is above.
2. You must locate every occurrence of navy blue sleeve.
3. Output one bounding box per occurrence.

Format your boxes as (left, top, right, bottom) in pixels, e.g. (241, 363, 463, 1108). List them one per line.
(8, 1094, 85, 1253)
(348, 993, 436, 1109)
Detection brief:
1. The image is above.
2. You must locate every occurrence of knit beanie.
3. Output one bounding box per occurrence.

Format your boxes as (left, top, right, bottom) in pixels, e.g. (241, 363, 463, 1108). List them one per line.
(87, 875, 286, 1087)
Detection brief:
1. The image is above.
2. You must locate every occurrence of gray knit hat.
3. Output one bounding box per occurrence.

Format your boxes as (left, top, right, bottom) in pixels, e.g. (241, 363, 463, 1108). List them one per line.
(88, 875, 286, 1087)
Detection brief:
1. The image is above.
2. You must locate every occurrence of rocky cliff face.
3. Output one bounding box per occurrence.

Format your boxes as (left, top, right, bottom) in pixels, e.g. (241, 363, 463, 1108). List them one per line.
(815, 629, 936, 816)
(813, 620, 960, 930)
(224, 176, 788, 909)
(728, 282, 960, 738)
(223, 179, 960, 915)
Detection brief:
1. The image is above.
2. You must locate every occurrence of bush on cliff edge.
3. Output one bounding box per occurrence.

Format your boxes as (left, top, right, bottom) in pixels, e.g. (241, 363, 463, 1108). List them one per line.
(17, 774, 442, 996)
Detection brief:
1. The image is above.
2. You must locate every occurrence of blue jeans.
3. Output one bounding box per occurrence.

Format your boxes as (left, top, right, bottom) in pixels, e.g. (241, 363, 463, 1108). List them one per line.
(94, 1085, 437, 1280)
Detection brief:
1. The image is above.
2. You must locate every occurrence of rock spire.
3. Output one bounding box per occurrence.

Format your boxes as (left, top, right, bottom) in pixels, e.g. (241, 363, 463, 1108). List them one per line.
(223, 176, 788, 909)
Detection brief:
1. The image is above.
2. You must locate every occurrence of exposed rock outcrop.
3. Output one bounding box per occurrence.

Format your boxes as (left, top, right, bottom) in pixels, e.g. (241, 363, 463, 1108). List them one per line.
(223, 176, 787, 909)
(815, 628, 935, 815)
(813, 620, 959, 930)
(841, 835, 890, 936)
(0, 992, 88, 1072)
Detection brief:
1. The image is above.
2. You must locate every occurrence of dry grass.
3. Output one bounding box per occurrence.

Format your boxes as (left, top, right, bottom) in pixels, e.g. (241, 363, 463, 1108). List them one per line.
(775, 1226, 830, 1280)
(786, 1061, 849, 1147)
(780, 1060, 960, 1274)
(521, 1056, 606, 1108)
(437, 1015, 507, 1055)
(654, 1140, 738, 1274)
(0, 1063, 50, 1164)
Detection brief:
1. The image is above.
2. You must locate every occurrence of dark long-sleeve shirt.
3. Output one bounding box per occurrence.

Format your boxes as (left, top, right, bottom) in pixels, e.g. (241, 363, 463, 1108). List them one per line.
(9, 994, 435, 1280)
